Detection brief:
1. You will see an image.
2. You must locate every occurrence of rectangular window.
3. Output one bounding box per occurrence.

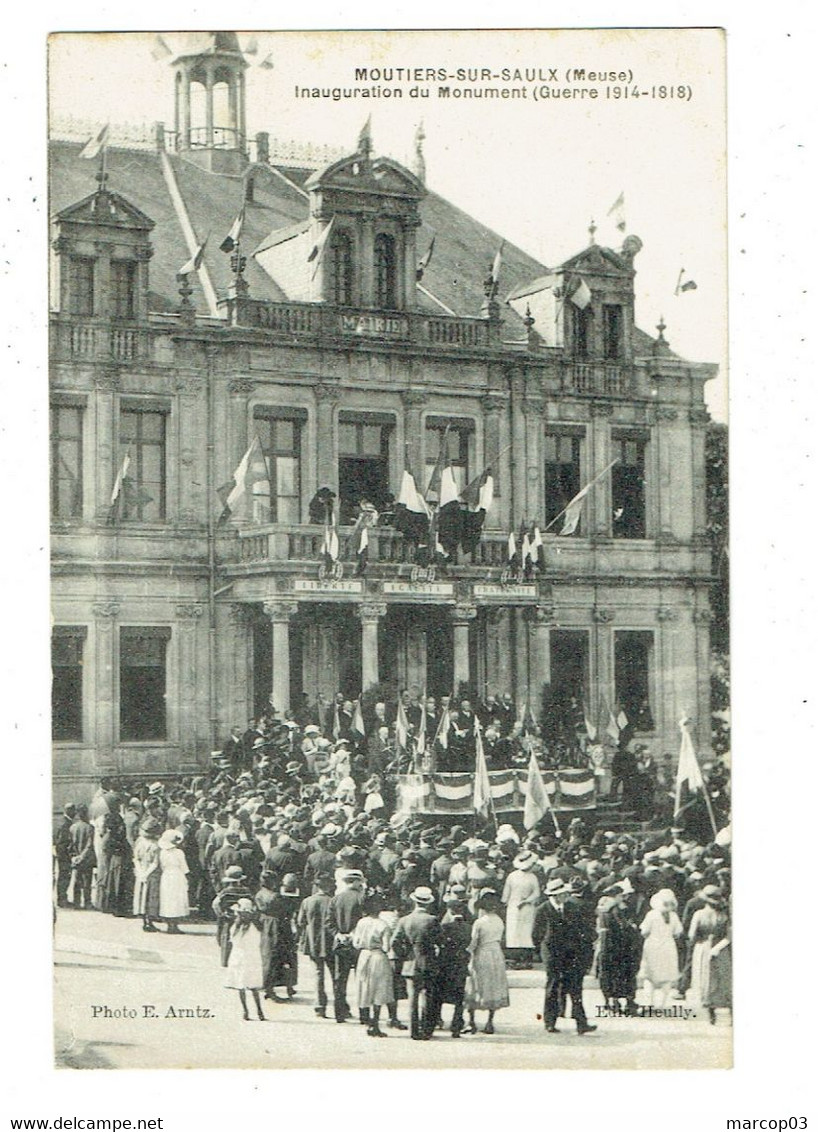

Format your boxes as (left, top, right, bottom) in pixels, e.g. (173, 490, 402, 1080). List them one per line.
(612, 434, 647, 539)
(338, 413, 393, 524)
(603, 304, 624, 360)
(424, 422, 471, 496)
(119, 627, 170, 742)
(111, 260, 137, 319)
(614, 631, 655, 733)
(118, 407, 167, 521)
(571, 305, 591, 358)
(69, 257, 95, 317)
(51, 403, 83, 519)
(544, 432, 582, 530)
(52, 628, 86, 742)
(254, 409, 305, 523)
(544, 630, 590, 749)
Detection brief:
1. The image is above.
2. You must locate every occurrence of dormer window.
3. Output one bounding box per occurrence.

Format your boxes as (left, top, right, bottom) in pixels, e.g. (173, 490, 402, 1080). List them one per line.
(374, 233, 397, 310)
(111, 260, 137, 320)
(331, 232, 354, 307)
(603, 304, 623, 360)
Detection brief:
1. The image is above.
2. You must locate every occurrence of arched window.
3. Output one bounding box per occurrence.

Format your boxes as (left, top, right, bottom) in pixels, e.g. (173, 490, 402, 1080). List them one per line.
(331, 232, 354, 306)
(374, 233, 397, 310)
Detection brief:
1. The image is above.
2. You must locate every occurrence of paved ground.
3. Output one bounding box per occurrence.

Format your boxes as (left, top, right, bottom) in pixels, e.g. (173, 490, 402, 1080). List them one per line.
(54, 909, 732, 1071)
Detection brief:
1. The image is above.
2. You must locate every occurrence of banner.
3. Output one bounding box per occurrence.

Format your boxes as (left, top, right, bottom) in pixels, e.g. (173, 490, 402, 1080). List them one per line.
(396, 768, 595, 815)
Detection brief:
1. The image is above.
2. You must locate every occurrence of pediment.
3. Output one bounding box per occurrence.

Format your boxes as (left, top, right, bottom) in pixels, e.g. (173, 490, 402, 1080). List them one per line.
(305, 154, 425, 201)
(560, 244, 629, 275)
(56, 189, 155, 231)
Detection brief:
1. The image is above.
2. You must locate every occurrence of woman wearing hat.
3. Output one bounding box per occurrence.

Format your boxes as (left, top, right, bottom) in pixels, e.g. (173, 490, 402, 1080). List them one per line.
(132, 818, 162, 931)
(502, 849, 542, 969)
(158, 829, 190, 933)
(224, 898, 266, 1021)
(255, 870, 300, 1001)
(686, 887, 728, 1011)
(463, 890, 509, 1034)
(351, 892, 395, 1037)
(596, 880, 641, 1015)
(639, 888, 683, 1007)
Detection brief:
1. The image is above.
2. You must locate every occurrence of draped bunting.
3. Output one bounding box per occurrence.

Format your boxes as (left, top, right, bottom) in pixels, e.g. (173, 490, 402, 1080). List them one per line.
(396, 769, 596, 815)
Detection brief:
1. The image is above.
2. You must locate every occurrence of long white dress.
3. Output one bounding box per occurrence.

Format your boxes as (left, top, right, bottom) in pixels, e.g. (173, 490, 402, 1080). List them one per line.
(224, 921, 264, 990)
(639, 908, 682, 985)
(501, 869, 541, 949)
(159, 846, 190, 919)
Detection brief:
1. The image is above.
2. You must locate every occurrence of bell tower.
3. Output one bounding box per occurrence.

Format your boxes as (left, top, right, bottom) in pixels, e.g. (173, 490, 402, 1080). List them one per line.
(172, 32, 248, 175)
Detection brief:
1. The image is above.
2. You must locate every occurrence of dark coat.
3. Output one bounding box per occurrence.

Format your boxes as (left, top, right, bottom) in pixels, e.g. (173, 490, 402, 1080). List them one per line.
(532, 898, 595, 974)
(391, 908, 443, 984)
(297, 892, 333, 960)
(436, 917, 471, 1003)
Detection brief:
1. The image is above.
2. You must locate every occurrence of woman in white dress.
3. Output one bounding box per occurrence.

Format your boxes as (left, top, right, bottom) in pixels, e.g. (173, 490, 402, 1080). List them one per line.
(639, 888, 683, 1007)
(352, 892, 395, 1037)
(687, 886, 725, 1007)
(224, 898, 266, 1021)
(158, 829, 189, 933)
(464, 891, 510, 1035)
(501, 849, 541, 968)
(132, 818, 162, 931)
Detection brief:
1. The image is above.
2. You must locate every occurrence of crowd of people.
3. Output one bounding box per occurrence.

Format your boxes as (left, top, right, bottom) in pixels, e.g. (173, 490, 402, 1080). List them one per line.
(53, 691, 732, 1039)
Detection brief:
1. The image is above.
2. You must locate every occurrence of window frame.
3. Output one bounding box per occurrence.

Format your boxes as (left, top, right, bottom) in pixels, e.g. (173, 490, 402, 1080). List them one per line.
(118, 625, 171, 743)
(337, 411, 395, 524)
(52, 626, 87, 743)
(602, 303, 624, 360)
(613, 629, 656, 734)
(611, 430, 648, 540)
(330, 230, 354, 307)
(424, 417, 474, 496)
(51, 399, 84, 520)
(253, 406, 307, 524)
(544, 428, 584, 531)
(111, 259, 138, 321)
(118, 403, 169, 523)
(68, 255, 95, 317)
(374, 232, 398, 310)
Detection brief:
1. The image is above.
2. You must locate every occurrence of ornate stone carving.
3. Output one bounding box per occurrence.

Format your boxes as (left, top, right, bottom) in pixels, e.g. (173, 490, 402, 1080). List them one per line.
(693, 607, 713, 623)
(656, 606, 678, 622)
(527, 604, 555, 624)
(315, 383, 341, 403)
(94, 370, 121, 391)
(592, 607, 615, 623)
(400, 389, 427, 407)
(450, 603, 478, 624)
(655, 406, 679, 422)
(227, 378, 255, 395)
(175, 603, 204, 619)
(590, 401, 614, 417)
(357, 601, 388, 623)
(92, 601, 120, 618)
(480, 393, 506, 413)
(263, 599, 299, 622)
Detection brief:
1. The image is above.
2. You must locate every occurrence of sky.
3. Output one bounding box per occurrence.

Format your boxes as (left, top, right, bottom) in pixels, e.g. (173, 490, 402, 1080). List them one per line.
(48, 29, 727, 419)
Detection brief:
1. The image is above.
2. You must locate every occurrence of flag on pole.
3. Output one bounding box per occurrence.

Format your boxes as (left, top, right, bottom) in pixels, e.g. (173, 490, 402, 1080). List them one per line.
(436, 463, 463, 558)
(507, 529, 519, 568)
(569, 277, 592, 310)
(307, 215, 336, 279)
(393, 467, 431, 543)
(434, 700, 451, 750)
(321, 504, 340, 569)
(674, 716, 705, 813)
(178, 236, 208, 277)
(425, 425, 451, 503)
(675, 268, 698, 295)
(108, 449, 131, 522)
(259, 53, 275, 70)
(607, 191, 626, 232)
(416, 235, 436, 281)
(473, 718, 492, 820)
(80, 123, 110, 161)
(150, 35, 173, 61)
(529, 524, 544, 570)
(459, 467, 494, 554)
(523, 751, 555, 832)
(520, 525, 532, 570)
(219, 205, 245, 253)
(332, 701, 341, 741)
(395, 700, 410, 753)
(416, 696, 427, 758)
(506, 274, 559, 327)
(601, 695, 620, 743)
(351, 700, 366, 740)
(555, 459, 618, 536)
(616, 708, 629, 731)
(490, 242, 505, 287)
(217, 437, 269, 523)
(582, 698, 597, 742)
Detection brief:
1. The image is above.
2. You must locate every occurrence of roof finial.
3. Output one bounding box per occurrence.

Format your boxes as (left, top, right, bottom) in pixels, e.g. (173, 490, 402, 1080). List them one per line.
(588, 218, 597, 245)
(357, 115, 372, 159)
(656, 315, 667, 342)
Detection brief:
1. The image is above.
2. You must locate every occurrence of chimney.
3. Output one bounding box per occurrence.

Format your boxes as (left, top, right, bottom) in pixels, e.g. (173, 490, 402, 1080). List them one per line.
(256, 131, 270, 165)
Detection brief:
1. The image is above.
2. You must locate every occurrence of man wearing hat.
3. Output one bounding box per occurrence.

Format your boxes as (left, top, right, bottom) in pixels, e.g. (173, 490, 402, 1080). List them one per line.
(597, 879, 641, 1014)
(53, 804, 77, 907)
(532, 877, 597, 1034)
(391, 886, 444, 1040)
(297, 873, 336, 1017)
(327, 869, 367, 1023)
(304, 825, 341, 894)
(212, 865, 253, 966)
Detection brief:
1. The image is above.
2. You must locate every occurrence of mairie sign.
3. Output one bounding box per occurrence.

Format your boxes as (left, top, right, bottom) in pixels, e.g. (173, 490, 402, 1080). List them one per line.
(339, 313, 409, 338)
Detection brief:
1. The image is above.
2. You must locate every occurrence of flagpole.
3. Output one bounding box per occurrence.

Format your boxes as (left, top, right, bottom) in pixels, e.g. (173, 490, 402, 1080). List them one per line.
(540, 459, 619, 534)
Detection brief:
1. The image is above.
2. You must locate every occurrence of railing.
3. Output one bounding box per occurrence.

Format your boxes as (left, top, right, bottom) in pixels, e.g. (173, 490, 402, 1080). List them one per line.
(230, 524, 510, 566)
(563, 361, 629, 395)
(52, 319, 148, 362)
(224, 297, 495, 349)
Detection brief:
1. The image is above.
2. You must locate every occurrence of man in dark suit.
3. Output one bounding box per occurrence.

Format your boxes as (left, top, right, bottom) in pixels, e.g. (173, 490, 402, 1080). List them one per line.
(297, 873, 336, 1017)
(391, 886, 443, 1040)
(532, 877, 597, 1034)
(327, 869, 366, 1022)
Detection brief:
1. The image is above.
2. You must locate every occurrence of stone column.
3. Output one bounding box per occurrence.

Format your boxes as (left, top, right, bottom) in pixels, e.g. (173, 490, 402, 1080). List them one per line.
(94, 371, 119, 523)
(402, 219, 420, 310)
(523, 398, 545, 520)
(175, 604, 204, 765)
(92, 601, 119, 775)
(527, 604, 553, 709)
(592, 607, 616, 719)
(689, 408, 710, 541)
(314, 384, 339, 496)
(509, 373, 527, 525)
(400, 390, 427, 483)
(481, 393, 505, 505)
(589, 402, 613, 537)
(357, 602, 387, 692)
(451, 603, 477, 695)
(227, 603, 253, 735)
(263, 600, 298, 716)
(204, 61, 214, 148)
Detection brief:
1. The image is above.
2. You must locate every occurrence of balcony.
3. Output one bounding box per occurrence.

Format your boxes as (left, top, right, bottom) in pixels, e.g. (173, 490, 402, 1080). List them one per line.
(223, 524, 510, 569)
(51, 318, 148, 362)
(221, 297, 496, 350)
(562, 361, 630, 396)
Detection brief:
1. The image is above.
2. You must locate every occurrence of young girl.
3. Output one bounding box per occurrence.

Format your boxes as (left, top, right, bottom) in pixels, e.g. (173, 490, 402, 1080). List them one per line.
(225, 898, 266, 1021)
(639, 888, 683, 1007)
(351, 892, 395, 1037)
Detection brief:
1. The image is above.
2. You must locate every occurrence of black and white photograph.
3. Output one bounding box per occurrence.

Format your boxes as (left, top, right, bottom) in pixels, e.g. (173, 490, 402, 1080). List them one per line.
(42, 27, 739, 1072)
